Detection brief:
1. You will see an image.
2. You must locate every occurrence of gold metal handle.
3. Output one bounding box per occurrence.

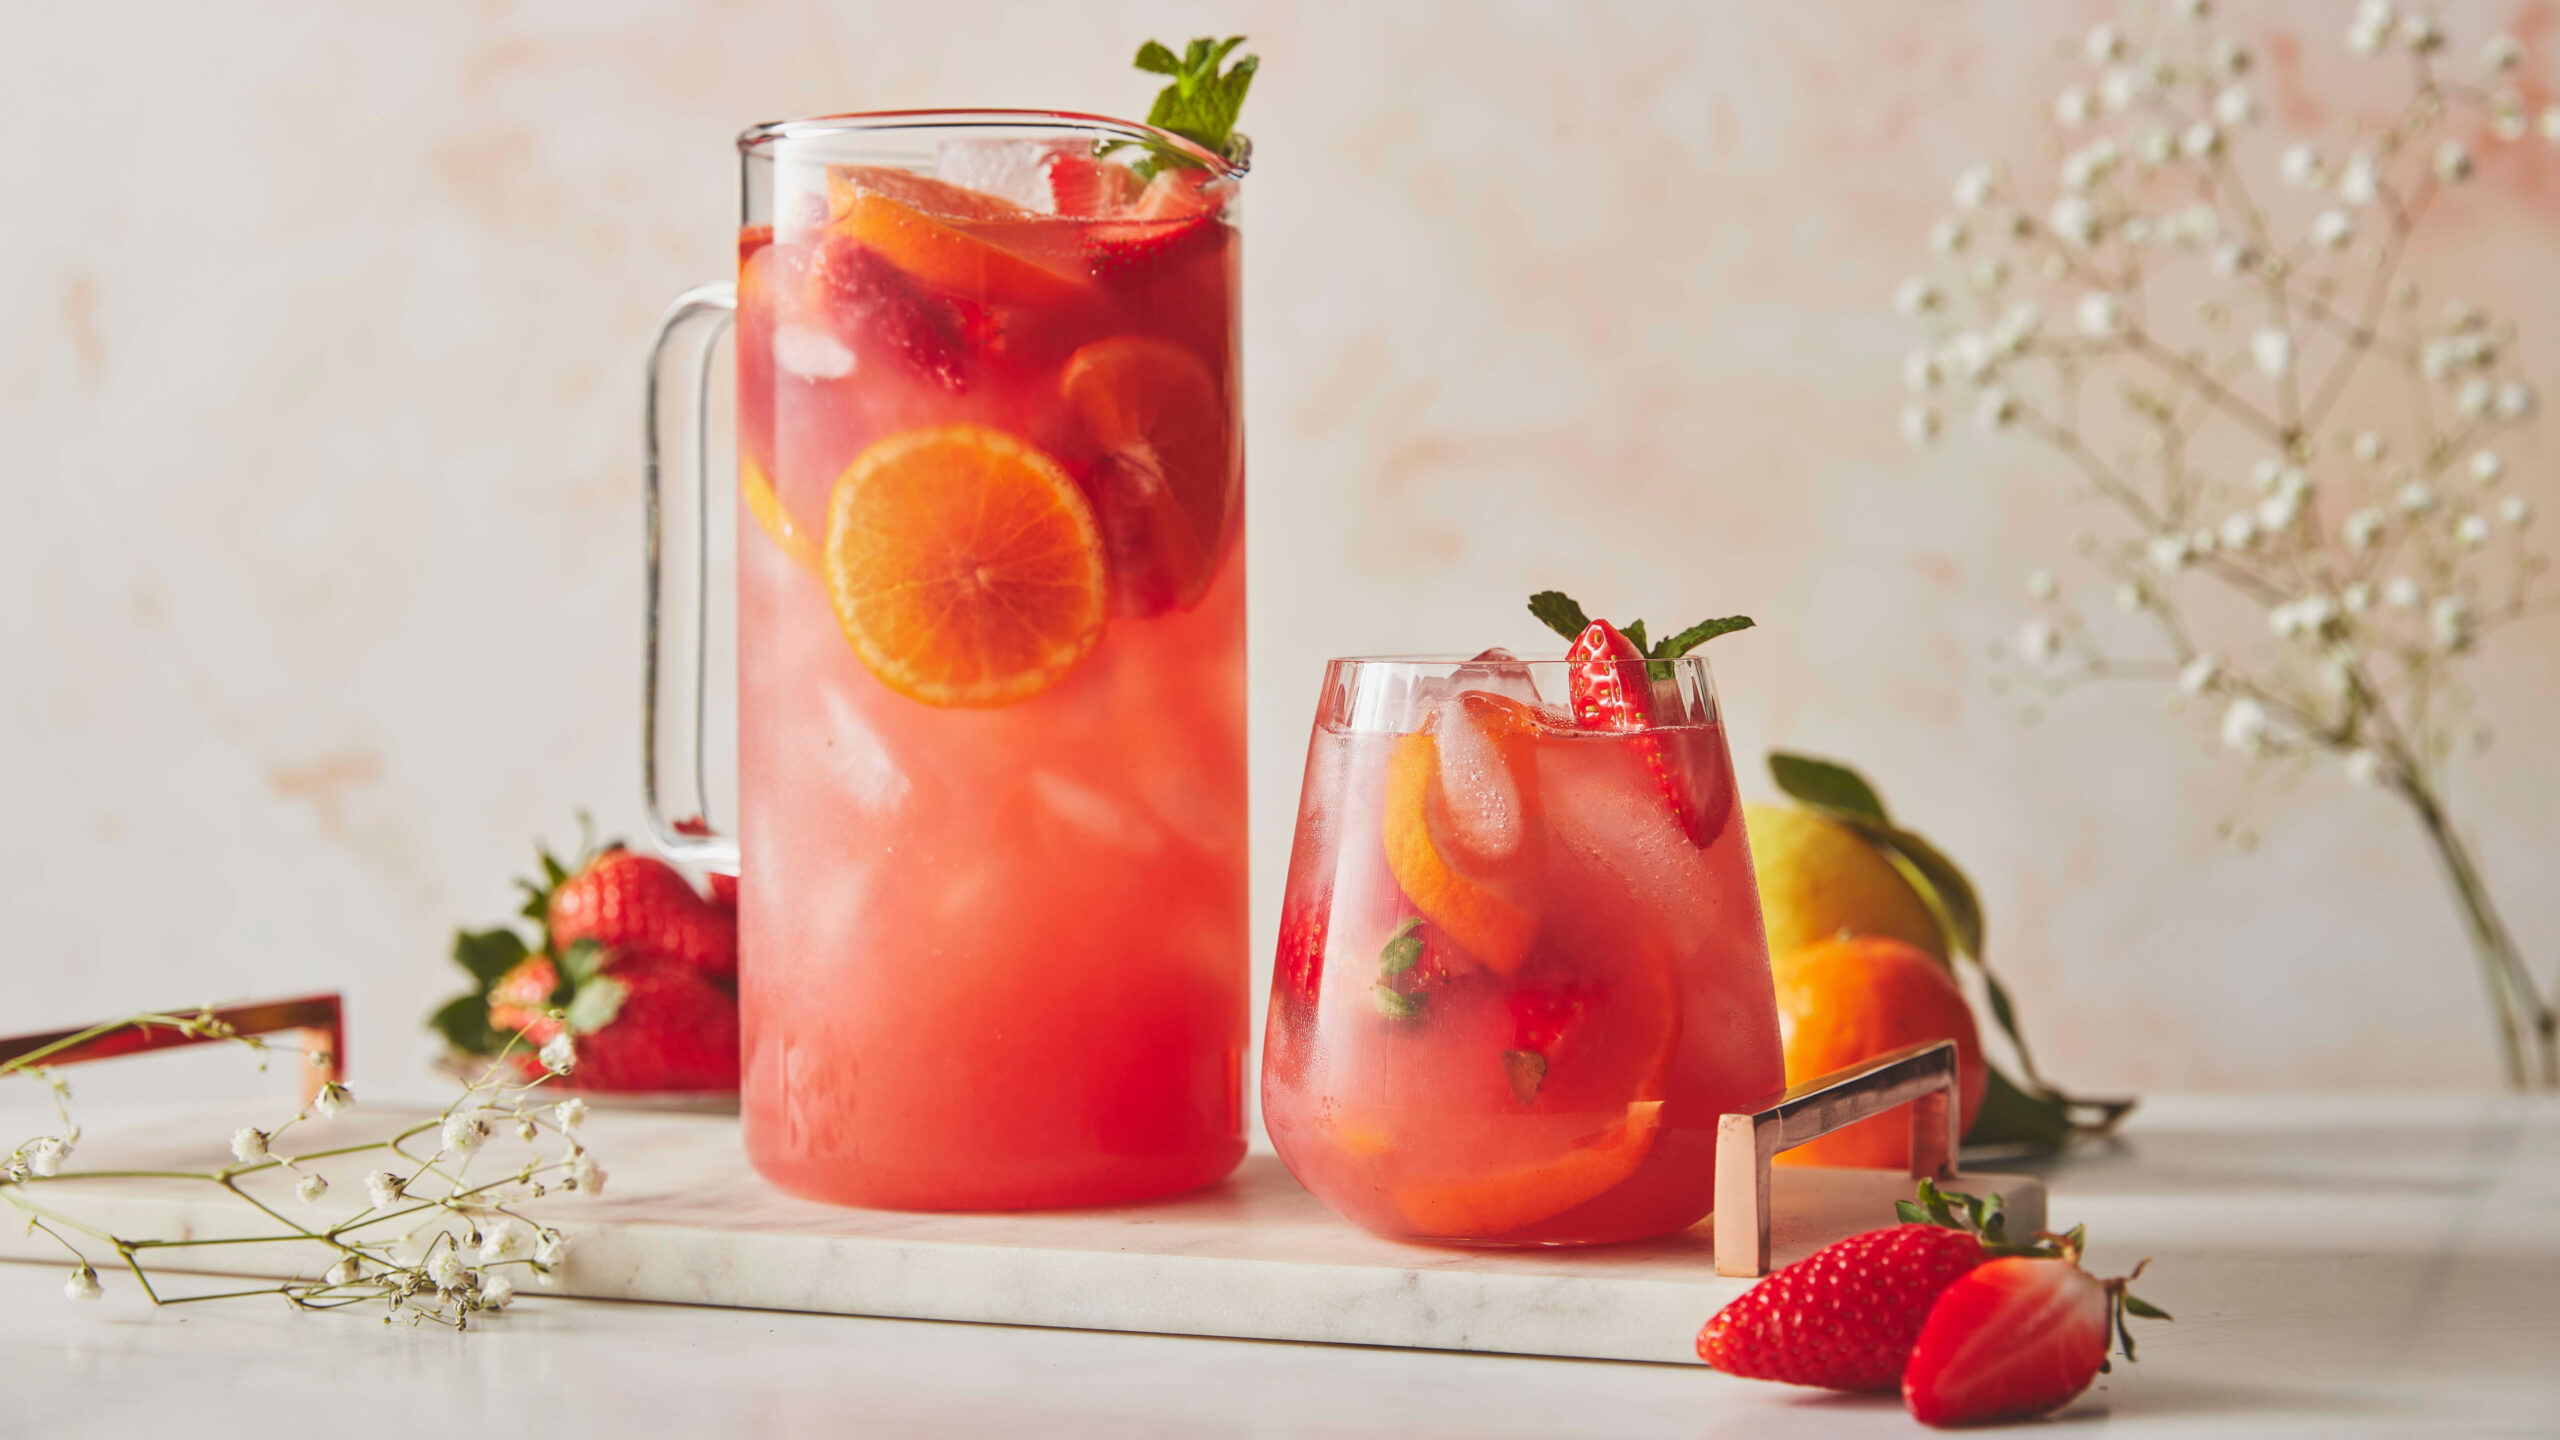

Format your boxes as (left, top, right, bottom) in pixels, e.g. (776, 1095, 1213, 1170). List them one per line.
(1713, 1039, 1960, 1277)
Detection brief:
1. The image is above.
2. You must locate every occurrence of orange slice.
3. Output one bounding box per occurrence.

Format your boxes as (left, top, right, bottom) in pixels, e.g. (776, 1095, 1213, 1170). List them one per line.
(1389, 1100, 1665, 1239)
(1060, 337, 1237, 614)
(1381, 694, 1545, 976)
(823, 425, 1108, 707)
(741, 453, 821, 578)
(825, 165, 1090, 307)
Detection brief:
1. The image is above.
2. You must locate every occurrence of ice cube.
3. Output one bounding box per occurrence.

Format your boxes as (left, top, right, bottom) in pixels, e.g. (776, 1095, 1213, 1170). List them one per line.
(1029, 769, 1165, 854)
(1540, 745, 1716, 950)
(1449, 646, 1550, 710)
(934, 138, 1077, 214)
(773, 324, 856, 381)
(819, 686, 910, 816)
(1431, 696, 1528, 864)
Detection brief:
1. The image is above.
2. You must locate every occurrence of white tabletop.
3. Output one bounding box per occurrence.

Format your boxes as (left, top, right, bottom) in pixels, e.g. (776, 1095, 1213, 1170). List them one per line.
(11, 1092, 2557, 1438)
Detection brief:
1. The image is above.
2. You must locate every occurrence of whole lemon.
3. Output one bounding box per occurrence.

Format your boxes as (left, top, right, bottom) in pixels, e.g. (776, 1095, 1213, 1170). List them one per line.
(1743, 803, 1947, 965)
(1769, 935, 1986, 1168)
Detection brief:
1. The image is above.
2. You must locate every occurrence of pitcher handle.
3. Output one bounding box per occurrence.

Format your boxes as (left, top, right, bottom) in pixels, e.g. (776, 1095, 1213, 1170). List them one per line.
(641, 281, 740, 875)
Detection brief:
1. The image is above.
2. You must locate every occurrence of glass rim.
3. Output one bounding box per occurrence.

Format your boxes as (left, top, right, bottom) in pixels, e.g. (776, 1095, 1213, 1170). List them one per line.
(735, 107, 1245, 182)
(1322, 653, 1719, 668)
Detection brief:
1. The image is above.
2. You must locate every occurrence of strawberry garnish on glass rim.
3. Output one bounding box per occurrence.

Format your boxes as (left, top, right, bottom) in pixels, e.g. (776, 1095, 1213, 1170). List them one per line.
(1527, 590, 1753, 845)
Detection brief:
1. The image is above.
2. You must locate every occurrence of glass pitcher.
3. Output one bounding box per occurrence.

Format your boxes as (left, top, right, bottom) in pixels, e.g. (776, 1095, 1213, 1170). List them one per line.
(643, 111, 1248, 1210)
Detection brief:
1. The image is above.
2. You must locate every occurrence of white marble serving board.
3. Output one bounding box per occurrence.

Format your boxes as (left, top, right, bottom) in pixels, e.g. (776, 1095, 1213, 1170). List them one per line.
(0, 1102, 2042, 1364)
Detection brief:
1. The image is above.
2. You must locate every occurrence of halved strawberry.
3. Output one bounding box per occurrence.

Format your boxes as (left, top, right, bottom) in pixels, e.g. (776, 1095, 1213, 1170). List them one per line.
(1565, 620, 1709, 846)
(1082, 168, 1226, 283)
(1047, 153, 1144, 217)
(1904, 1256, 2112, 1426)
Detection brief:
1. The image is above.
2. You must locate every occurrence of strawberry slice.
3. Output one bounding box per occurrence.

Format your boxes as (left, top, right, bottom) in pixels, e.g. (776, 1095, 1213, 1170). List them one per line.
(1565, 620, 1708, 846)
(824, 164, 1090, 307)
(1082, 167, 1227, 283)
(1046, 153, 1144, 217)
(808, 232, 989, 393)
(1902, 1239, 2167, 1428)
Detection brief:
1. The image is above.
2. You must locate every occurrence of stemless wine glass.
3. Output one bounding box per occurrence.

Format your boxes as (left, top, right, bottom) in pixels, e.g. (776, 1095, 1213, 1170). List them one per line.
(1261, 654, 1784, 1245)
(644, 111, 1248, 1210)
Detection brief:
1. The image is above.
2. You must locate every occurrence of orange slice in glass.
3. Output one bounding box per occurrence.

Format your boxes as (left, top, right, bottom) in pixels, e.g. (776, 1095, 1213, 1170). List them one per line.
(1060, 337, 1238, 615)
(1381, 693, 1545, 975)
(823, 425, 1108, 707)
(1389, 1099, 1665, 1239)
(742, 453, 821, 578)
(826, 165, 1090, 307)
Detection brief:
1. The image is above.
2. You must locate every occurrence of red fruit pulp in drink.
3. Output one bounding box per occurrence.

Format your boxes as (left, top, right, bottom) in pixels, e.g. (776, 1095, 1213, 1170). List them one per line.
(734, 149, 1246, 1210)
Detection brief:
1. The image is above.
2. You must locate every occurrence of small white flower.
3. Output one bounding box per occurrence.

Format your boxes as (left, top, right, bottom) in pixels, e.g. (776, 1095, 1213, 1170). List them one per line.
(325, 1256, 362, 1287)
(312, 1081, 352, 1119)
(296, 1173, 329, 1206)
(2174, 204, 2219, 244)
(478, 1273, 516, 1311)
(23, 1136, 68, 1177)
(2348, 16, 2388, 56)
(2343, 581, 2374, 613)
(429, 1247, 469, 1293)
(2190, 527, 2218, 556)
(2050, 195, 2099, 248)
(2181, 122, 2223, 160)
(2383, 575, 2423, 610)
(2431, 595, 2473, 651)
(2100, 65, 2140, 111)
(2542, 107, 2560, 143)
(1903, 347, 1942, 393)
(516, 1116, 537, 1142)
(2457, 377, 2495, 418)
(1893, 276, 1943, 320)
(230, 1128, 268, 1164)
(2310, 209, 2355, 251)
(2471, 450, 2506, 485)
(1942, 331, 1992, 380)
(2214, 84, 2259, 127)
(2016, 619, 2061, 665)
(2147, 533, 2192, 573)
(2435, 141, 2474, 184)
(2249, 457, 2284, 491)
(2178, 0, 2214, 20)
(2500, 495, 2534, 529)
(2485, 34, 2524, 72)
(1930, 217, 1969, 256)
(2221, 512, 2259, 550)
(2343, 506, 2388, 550)
(2178, 655, 2220, 695)
(1969, 256, 2011, 293)
(2221, 698, 2271, 754)
(2026, 569, 2059, 602)
(2134, 127, 2176, 168)
(2338, 151, 2380, 205)
(1952, 163, 2001, 210)
(2455, 513, 2491, 547)
(2351, 431, 2386, 463)
(2076, 291, 2123, 338)
(441, 1111, 489, 1158)
(480, 1219, 533, 1264)
(2114, 582, 2144, 613)
(2281, 142, 2327, 188)
(539, 1033, 577, 1075)
(568, 1152, 607, 1196)
(2399, 13, 2445, 55)
(1974, 386, 2018, 432)
(65, 1265, 102, 1302)
(2085, 23, 2126, 64)
(2211, 37, 2251, 75)
(2252, 327, 2294, 379)
(2491, 92, 2531, 142)
(2397, 481, 2438, 515)
(553, 1097, 588, 1139)
(2055, 85, 2093, 127)
(535, 1230, 572, 1269)
(2259, 488, 2306, 532)
(364, 1170, 406, 1210)
(1900, 402, 1941, 447)
(2211, 240, 2255, 278)
(2345, 749, 2387, 788)
(2496, 381, 2537, 420)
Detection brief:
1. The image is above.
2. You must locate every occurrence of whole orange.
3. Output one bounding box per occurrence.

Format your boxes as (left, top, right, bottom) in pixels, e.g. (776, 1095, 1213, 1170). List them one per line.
(1769, 936, 1985, 1169)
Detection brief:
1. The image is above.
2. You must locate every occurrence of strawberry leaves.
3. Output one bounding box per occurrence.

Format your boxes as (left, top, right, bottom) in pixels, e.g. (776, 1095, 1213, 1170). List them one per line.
(1527, 589, 1753, 674)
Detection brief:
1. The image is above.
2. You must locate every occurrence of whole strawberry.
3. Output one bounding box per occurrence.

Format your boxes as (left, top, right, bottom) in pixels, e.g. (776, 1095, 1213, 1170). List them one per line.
(559, 955, 742, 1093)
(1698, 1223, 1988, 1391)
(544, 845, 737, 981)
(1903, 1236, 2167, 1428)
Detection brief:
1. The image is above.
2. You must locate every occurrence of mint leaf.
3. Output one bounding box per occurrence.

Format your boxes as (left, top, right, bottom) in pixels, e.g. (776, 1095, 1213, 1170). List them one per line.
(1621, 618, 1649, 654)
(564, 975, 627, 1035)
(1526, 590, 1591, 642)
(1502, 1049, 1547, 1105)
(452, 927, 529, 985)
(1379, 918, 1423, 976)
(1651, 615, 1754, 657)
(1373, 984, 1425, 1020)
(1768, 752, 1891, 825)
(1135, 36, 1257, 166)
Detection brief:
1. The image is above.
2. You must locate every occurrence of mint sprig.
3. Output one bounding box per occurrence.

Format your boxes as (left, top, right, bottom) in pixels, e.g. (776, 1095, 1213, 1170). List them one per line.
(1133, 36, 1257, 170)
(1527, 589, 1754, 676)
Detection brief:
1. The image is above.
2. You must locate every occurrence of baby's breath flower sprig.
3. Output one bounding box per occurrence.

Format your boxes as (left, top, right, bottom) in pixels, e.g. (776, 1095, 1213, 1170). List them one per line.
(2, 1013, 597, 1328)
(1899, 3, 2558, 1089)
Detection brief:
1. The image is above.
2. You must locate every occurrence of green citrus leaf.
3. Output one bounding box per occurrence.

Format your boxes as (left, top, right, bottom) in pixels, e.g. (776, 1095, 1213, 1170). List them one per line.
(1768, 752, 1891, 825)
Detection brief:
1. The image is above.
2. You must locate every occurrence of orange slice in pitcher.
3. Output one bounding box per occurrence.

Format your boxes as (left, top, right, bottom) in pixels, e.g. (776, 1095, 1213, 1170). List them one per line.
(1389, 1099, 1665, 1239)
(742, 454, 822, 578)
(1381, 693, 1546, 976)
(1060, 337, 1237, 614)
(824, 425, 1108, 707)
(826, 165, 1090, 307)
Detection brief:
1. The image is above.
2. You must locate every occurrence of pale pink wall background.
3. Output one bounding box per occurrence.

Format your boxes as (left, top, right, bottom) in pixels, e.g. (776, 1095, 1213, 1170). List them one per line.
(5, 0, 2554, 1103)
